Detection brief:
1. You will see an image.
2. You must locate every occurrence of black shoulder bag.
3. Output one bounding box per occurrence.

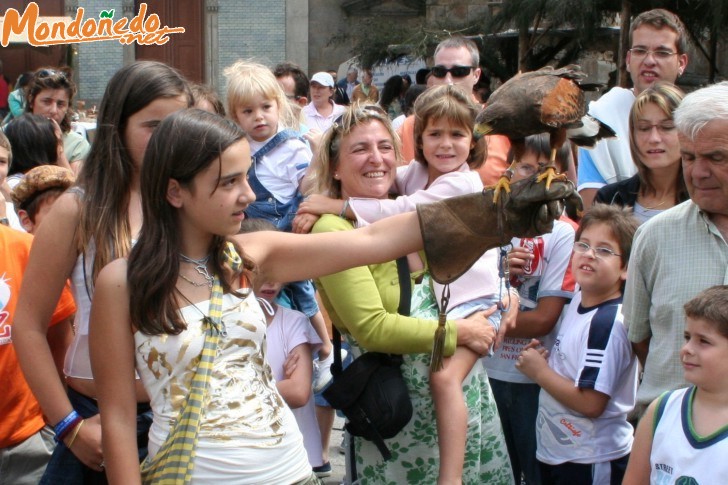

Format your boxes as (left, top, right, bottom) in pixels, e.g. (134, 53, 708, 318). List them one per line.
(322, 257, 413, 461)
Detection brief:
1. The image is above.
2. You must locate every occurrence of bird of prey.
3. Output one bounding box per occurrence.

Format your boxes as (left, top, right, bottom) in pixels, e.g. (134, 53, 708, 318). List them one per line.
(474, 65, 615, 201)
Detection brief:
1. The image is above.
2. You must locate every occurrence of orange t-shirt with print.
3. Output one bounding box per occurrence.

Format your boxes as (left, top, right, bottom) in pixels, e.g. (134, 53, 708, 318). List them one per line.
(0, 226, 76, 448)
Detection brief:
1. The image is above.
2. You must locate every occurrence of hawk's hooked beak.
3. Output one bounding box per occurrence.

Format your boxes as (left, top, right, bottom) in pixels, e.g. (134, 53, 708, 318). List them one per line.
(473, 122, 493, 140)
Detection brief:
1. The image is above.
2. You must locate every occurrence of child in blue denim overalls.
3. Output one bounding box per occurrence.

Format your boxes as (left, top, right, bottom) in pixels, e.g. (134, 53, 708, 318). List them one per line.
(224, 60, 334, 386)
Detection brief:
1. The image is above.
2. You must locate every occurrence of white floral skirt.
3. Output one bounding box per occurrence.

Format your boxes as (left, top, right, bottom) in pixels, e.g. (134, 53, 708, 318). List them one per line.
(349, 276, 513, 485)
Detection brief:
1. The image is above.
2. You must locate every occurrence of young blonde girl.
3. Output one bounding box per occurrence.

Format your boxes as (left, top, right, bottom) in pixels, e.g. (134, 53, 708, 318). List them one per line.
(224, 62, 338, 403)
(224, 60, 307, 230)
(298, 85, 517, 484)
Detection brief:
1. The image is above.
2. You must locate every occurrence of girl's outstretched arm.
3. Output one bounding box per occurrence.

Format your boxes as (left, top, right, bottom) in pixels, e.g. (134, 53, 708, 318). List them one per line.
(89, 259, 142, 485)
(622, 399, 657, 485)
(236, 211, 422, 285)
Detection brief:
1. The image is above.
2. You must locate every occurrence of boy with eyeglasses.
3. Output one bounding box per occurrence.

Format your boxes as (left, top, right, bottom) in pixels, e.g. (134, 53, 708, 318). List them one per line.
(516, 204, 640, 485)
(578, 9, 688, 210)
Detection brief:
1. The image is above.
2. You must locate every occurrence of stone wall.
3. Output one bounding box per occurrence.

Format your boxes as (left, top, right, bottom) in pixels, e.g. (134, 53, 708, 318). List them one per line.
(216, 0, 286, 91)
(72, 0, 297, 102)
(308, 0, 351, 74)
(74, 0, 126, 103)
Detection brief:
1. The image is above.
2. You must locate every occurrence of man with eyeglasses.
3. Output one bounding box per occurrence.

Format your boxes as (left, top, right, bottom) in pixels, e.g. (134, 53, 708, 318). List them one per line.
(397, 36, 511, 185)
(578, 9, 688, 209)
(624, 82, 728, 420)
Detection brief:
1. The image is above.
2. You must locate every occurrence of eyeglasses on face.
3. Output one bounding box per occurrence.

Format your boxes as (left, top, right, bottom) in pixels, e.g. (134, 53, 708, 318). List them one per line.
(573, 241, 621, 259)
(635, 121, 676, 135)
(628, 48, 678, 61)
(431, 65, 474, 79)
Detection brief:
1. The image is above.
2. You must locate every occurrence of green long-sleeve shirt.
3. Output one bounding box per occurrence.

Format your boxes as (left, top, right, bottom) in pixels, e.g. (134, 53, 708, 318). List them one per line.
(313, 214, 456, 356)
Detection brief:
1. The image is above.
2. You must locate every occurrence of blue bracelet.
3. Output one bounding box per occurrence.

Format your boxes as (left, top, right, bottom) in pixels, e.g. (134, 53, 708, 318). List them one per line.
(54, 410, 82, 443)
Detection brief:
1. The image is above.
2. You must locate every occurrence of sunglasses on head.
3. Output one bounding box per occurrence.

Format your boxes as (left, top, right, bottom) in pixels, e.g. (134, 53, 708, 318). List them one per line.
(332, 104, 387, 128)
(36, 68, 68, 81)
(431, 65, 474, 79)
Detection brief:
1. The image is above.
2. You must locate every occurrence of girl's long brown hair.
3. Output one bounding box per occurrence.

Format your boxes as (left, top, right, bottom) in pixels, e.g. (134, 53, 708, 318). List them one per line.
(76, 61, 191, 289)
(129, 109, 252, 335)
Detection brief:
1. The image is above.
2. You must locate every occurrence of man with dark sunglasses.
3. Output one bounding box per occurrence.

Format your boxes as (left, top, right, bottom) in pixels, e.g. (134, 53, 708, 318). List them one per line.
(397, 36, 511, 186)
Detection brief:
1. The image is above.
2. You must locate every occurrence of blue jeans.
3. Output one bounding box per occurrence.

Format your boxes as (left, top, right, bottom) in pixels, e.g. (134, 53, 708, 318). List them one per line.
(489, 378, 541, 484)
(40, 387, 152, 485)
(276, 279, 319, 318)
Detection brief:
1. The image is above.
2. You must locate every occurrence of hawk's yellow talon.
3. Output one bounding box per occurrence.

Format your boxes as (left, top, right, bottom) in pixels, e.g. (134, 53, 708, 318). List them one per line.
(536, 166, 567, 190)
(490, 175, 512, 205)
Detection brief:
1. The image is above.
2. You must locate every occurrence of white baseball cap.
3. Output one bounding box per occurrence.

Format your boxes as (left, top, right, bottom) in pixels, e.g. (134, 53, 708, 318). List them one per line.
(310, 72, 335, 88)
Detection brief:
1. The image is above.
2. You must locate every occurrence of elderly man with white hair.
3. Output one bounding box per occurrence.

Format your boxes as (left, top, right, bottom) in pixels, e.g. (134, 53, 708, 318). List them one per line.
(624, 81, 728, 418)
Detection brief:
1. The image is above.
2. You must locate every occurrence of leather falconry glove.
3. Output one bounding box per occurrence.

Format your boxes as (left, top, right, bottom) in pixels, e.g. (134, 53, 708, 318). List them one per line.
(417, 176, 581, 286)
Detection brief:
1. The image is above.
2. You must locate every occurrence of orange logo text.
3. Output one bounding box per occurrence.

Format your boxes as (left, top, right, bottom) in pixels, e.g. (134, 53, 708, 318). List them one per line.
(1, 2, 185, 47)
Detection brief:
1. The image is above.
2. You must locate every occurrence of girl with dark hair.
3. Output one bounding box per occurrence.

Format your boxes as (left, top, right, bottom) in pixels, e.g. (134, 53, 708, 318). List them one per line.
(87, 104, 522, 483)
(26, 67, 90, 171)
(378, 75, 405, 119)
(14, 60, 191, 484)
(2, 71, 32, 125)
(4, 113, 70, 185)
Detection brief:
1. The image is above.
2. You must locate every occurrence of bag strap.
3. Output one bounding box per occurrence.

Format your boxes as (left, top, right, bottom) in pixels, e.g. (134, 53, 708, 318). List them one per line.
(141, 243, 242, 484)
(396, 256, 411, 316)
(336, 256, 411, 471)
(331, 256, 410, 376)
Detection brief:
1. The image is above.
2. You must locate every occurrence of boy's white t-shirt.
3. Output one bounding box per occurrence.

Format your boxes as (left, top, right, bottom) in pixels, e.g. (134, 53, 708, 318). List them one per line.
(248, 128, 311, 204)
(536, 291, 637, 466)
(484, 220, 576, 384)
(264, 305, 324, 467)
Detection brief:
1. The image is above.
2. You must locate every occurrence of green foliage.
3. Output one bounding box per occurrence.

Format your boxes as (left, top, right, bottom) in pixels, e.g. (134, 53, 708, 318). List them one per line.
(483, 0, 728, 80)
(331, 0, 728, 80)
(328, 18, 426, 69)
(328, 14, 481, 69)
